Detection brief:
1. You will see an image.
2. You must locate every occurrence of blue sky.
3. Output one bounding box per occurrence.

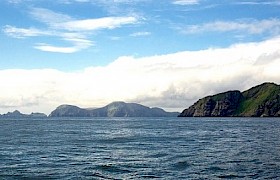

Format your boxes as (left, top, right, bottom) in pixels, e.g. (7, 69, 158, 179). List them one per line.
(1, 0, 280, 114)
(2, 0, 280, 70)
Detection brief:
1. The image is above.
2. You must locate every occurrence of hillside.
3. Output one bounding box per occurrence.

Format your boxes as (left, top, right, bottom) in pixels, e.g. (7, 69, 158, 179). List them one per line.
(179, 82, 280, 117)
(48, 105, 91, 117)
(49, 101, 179, 117)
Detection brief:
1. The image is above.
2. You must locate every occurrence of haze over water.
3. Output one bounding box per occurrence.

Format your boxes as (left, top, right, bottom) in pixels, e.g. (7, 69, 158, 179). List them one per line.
(1, 117, 280, 179)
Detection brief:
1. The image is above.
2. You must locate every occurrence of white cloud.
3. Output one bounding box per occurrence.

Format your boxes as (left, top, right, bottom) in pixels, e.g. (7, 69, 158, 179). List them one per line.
(34, 44, 80, 53)
(173, 0, 199, 5)
(130, 31, 151, 37)
(34, 38, 93, 53)
(182, 19, 280, 35)
(1, 36, 280, 114)
(60, 16, 137, 31)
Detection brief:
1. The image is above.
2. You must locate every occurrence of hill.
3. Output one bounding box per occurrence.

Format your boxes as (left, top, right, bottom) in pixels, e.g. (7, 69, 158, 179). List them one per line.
(49, 101, 179, 117)
(179, 82, 280, 117)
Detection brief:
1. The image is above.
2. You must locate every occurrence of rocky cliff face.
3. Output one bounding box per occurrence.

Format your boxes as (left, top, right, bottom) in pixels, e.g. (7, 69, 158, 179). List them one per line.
(49, 101, 179, 117)
(179, 82, 280, 117)
(179, 91, 243, 117)
(254, 96, 280, 117)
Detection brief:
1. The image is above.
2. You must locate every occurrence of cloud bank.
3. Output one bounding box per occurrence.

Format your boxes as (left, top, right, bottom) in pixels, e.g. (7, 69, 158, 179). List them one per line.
(0, 36, 280, 114)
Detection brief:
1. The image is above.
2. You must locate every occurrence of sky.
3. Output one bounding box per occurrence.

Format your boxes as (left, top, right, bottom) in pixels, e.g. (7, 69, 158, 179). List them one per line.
(1, 0, 280, 114)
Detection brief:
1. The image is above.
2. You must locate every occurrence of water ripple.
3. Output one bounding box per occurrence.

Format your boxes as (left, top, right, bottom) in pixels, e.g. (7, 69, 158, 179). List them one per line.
(1, 117, 280, 179)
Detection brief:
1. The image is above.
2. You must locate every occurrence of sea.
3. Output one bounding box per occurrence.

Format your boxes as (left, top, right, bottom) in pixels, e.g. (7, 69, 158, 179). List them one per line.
(1, 117, 280, 179)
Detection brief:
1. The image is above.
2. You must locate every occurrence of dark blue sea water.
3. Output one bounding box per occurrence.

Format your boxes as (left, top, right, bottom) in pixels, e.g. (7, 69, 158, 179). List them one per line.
(1, 117, 280, 179)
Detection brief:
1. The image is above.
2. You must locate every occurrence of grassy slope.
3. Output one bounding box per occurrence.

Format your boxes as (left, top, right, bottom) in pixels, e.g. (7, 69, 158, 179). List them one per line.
(235, 83, 280, 116)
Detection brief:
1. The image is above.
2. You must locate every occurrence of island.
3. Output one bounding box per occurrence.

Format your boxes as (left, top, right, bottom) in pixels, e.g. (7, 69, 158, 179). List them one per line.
(49, 101, 179, 117)
(0, 110, 47, 118)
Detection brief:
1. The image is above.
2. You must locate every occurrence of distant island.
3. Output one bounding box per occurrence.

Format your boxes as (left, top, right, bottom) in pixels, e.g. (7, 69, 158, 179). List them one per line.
(179, 82, 280, 117)
(49, 101, 179, 117)
(0, 102, 178, 118)
(0, 110, 47, 118)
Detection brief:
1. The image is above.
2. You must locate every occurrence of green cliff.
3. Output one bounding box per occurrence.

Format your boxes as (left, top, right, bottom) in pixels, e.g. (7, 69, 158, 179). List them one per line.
(179, 82, 280, 117)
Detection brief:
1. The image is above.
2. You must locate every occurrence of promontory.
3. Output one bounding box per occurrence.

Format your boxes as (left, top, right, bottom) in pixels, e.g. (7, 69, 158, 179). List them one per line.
(179, 82, 280, 117)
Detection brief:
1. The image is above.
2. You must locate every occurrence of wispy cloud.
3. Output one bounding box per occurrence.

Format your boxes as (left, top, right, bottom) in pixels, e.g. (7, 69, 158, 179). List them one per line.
(181, 19, 280, 35)
(60, 17, 137, 31)
(7, 0, 24, 4)
(1, 37, 280, 113)
(8, 0, 91, 4)
(61, 0, 90, 3)
(3, 7, 139, 53)
(29, 8, 138, 31)
(130, 31, 151, 37)
(234, 1, 280, 6)
(34, 44, 80, 53)
(3, 24, 93, 53)
(173, 0, 200, 5)
(3, 25, 51, 38)
(30, 8, 73, 27)
(34, 38, 93, 53)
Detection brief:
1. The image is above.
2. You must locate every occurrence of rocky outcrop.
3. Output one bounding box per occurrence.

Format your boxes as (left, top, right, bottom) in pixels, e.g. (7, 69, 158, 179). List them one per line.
(179, 82, 280, 117)
(49, 101, 179, 117)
